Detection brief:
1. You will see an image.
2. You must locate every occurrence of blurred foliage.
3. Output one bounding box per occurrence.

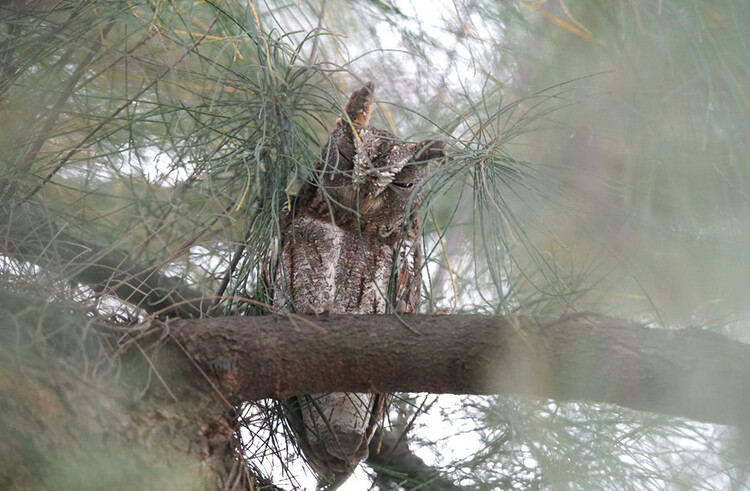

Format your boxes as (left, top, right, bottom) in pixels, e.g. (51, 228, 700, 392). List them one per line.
(1, 0, 750, 489)
(0, 286, 213, 490)
(514, 1, 750, 332)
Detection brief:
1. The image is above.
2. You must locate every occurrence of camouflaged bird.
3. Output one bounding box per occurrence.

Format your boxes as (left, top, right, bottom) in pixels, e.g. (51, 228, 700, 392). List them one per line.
(272, 81, 446, 489)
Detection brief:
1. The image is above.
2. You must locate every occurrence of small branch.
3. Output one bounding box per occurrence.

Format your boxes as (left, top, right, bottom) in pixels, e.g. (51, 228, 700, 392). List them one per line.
(21, 17, 116, 171)
(212, 203, 262, 309)
(212, 240, 247, 308)
(0, 14, 116, 202)
(368, 429, 465, 490)
(20, 14, 221, 203)
(2, 202, 209, 318)
(169, 313, 750, 428)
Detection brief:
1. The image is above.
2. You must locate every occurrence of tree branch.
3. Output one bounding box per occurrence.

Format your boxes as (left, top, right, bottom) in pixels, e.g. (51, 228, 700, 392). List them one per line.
(2, 202, 209, 317)
(20, 14, 221, 203)
(367, 429, 465, 490)
(169, 313, 750, 427)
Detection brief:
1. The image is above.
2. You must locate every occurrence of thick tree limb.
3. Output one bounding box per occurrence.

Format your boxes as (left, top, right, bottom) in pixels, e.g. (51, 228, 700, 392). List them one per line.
(170, 313, 750, 427)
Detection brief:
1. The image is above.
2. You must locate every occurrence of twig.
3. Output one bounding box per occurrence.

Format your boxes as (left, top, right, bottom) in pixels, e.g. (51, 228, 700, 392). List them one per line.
(0, 15, 116, 201)
(212, 204, 262, 309)
(20, 13, 221, 203)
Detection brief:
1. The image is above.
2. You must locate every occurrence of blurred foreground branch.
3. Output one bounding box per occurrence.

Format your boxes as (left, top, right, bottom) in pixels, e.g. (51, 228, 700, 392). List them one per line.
(170, 313, 750, 428)
(1, 203, 209, 317)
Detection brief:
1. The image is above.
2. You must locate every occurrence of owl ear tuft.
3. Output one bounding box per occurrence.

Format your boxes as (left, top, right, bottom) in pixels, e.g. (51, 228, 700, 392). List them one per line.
(343, 81, 375, 128)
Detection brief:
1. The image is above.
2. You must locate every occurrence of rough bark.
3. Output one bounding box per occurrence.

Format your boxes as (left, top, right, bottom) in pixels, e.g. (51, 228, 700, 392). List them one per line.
(5, 285, 750, 490)
(170, 313, 750, 428)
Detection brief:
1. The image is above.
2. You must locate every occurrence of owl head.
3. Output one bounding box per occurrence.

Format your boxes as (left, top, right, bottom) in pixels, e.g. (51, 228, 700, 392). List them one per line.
(316, 82, 446, 233)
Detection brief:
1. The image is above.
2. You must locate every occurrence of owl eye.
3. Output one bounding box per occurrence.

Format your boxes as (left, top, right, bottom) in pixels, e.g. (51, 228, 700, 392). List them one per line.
(391, 181, 414, 189)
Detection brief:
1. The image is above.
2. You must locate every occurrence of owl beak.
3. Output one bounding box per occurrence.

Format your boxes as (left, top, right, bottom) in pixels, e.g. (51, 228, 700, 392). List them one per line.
(354, 139, 407, 196)
(372, 161, 409, 196)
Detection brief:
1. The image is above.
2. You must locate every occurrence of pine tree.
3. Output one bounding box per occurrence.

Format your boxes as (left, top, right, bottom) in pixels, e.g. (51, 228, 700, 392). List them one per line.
(2, 1, 750, 489)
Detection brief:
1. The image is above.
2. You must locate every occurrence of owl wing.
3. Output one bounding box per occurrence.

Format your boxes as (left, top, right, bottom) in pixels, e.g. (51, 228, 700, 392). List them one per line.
(393, 236, 422, 314)
(391, 138, 447, 313)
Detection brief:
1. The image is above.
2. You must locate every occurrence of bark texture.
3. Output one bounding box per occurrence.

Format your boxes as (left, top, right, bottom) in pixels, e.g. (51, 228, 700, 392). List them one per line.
(170, 313, 750, 427)
(4, 288, 750, 491)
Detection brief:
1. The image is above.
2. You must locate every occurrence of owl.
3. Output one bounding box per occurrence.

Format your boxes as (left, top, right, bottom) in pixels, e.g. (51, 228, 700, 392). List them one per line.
(273, 81, 445, 489)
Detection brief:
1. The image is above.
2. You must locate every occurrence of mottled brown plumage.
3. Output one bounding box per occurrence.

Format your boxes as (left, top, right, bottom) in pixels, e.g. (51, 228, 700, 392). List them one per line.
(273, 81, 446, 488)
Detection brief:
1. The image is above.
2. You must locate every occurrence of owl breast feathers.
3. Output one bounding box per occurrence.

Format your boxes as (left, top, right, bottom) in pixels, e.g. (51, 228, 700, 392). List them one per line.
(274, 81, 446, 488)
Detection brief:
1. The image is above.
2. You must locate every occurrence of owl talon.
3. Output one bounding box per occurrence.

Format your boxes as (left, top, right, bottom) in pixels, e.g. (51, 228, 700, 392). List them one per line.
(322, 301, 333, 314)
(303, 301, 334, 315)
(396, 299, 409, 314)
